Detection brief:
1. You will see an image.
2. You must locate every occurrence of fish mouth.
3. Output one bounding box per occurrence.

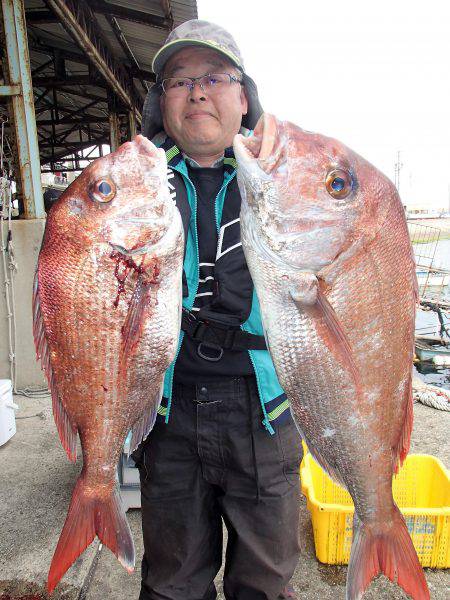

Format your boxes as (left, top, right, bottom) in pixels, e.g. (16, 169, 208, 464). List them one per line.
(114, 134, 167, 179)
(130, 134, 164, 163)
(234, 113, 285, 176)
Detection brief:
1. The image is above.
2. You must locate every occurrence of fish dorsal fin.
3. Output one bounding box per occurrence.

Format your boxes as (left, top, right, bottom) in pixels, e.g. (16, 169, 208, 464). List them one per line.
(33, 272, 77, 462)
(128, 381, 164, 457)
(290, 273, 361, 392)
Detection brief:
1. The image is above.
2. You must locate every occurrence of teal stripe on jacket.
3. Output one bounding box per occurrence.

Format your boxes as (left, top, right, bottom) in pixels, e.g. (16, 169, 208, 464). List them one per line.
(158, 141, 289, 433)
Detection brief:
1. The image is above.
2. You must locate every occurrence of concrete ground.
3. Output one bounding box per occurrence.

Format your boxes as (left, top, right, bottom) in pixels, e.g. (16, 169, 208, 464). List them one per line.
(0, 394, 448, 600)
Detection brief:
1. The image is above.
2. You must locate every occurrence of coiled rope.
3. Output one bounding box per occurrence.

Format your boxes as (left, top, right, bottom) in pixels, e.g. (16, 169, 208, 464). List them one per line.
(412, 375, 450, 411)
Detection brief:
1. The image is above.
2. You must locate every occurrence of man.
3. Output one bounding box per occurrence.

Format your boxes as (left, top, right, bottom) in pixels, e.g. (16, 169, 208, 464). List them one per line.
(134, 20, 302, 600)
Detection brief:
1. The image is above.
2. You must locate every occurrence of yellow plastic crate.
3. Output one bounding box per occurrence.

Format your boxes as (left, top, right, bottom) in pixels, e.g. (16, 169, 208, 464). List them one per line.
(300, 452, 450, 568)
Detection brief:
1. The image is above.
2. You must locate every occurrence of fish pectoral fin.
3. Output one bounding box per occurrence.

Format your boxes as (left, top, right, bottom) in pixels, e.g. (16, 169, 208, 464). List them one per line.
(128, 381, 164, 456)
(121, 276, 152, 360)
(347, 510, 429, 600)
(290, 275, 361, 391)
(393, 375, 414, 473)
(33, 272, 77, 461)
(305, 440, 347, 489)
(289, 272, 319, 306)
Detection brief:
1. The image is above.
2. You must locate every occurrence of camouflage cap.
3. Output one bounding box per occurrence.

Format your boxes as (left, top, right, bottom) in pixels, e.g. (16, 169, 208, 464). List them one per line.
(152, 19, 244, 78)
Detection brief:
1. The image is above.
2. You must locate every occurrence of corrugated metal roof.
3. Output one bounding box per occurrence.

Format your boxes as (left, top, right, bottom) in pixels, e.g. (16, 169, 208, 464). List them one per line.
(0, 0, 198, 167)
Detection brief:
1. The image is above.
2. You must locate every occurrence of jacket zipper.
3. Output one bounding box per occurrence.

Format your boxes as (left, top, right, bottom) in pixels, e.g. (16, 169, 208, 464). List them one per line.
(215, 169, 275, 434)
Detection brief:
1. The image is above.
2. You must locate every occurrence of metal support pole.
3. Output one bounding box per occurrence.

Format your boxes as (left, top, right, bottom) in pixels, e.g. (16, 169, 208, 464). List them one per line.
(1, 0, 45, 218)
(0, 84, 20, 95)
(128, 110, 137, 139)
(109, 111, 120, 151)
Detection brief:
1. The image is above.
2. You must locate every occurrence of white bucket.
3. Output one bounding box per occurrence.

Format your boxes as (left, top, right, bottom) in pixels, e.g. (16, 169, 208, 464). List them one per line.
(0, 379, 18, 446)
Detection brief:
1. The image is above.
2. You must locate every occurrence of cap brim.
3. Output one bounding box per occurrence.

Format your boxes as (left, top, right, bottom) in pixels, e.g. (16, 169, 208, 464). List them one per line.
(152, 38, 242, 77)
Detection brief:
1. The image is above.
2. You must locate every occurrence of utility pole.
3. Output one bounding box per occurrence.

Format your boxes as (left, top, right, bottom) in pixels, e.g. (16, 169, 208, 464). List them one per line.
(394, 150, 403, 192)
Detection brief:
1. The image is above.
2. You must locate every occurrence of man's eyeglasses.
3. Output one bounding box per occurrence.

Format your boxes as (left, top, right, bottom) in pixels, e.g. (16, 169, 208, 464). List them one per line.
(161, 73, 242, 97)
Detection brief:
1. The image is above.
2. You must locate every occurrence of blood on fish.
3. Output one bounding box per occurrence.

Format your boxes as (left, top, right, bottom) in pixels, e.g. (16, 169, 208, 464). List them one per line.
(150, 262, 160, 284)
(109, 251, 161, 308)
(110, 251, 144, 308)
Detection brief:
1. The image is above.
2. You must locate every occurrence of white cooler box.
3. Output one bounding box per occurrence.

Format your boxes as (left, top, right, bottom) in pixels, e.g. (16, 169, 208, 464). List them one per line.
(0, 379, 18, 446)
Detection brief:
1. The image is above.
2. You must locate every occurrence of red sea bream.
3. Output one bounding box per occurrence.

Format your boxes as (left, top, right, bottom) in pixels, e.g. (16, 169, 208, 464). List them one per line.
(33, 135, 183, 593)
(234, 114, 429, 600)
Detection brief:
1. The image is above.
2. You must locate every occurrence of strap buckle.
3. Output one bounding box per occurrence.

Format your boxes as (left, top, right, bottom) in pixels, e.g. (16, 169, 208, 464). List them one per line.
(197, 341, 224, 362)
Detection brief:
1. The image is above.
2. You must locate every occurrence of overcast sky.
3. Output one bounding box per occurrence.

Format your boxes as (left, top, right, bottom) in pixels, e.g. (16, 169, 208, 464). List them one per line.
(197, 0, 450, 210)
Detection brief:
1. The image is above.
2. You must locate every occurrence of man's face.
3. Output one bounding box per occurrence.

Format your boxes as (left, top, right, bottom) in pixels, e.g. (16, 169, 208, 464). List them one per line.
(159, 47, 248, 157)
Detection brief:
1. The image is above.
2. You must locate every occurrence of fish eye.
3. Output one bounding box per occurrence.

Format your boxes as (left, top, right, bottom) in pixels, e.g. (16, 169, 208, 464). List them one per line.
(325, 169, 353, 199)
(89, 178, 116, 203)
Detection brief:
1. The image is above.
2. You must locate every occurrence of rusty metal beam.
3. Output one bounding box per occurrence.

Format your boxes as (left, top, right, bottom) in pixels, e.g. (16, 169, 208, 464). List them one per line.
(49, 113, 107, 144)
(37, 116, 108, 125)
(25, 8, 57, 24)
(128, 110, 137, 139)
(40, 137, 107, 163)
(43, 0, 142, 122)
(35, 96, 101, 119)
(109, 111, 120, 151)
(56, 97, 105, 119)
(44, 144, 105, 171)
(43, 86, 107, 103)
(39, 137, 106, 149)
(90, 0, 171, 29)
(30, 40, 88, 66)
(159, 0, 174, 29)
(31, 58, 53, 76)
(104, 13, 149, 94)
(0, 84, 21, 95)
(53, 123, 92, 144)
(30, 40, 155, 82)
(33, 75, 102, 87)
(1, 0, 45, 218)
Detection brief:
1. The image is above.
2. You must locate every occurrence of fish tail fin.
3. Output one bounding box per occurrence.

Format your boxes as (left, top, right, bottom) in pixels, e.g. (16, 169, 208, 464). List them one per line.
(346, 510, 429, 600)
(47, 476, 134, 593)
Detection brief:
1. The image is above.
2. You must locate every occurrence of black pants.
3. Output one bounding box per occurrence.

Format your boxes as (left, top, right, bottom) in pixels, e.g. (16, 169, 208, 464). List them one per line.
(134, 376, 302, 600)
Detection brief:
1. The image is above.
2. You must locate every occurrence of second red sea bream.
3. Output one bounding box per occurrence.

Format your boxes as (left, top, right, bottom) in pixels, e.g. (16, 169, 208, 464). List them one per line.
(234, 114, 429, 600)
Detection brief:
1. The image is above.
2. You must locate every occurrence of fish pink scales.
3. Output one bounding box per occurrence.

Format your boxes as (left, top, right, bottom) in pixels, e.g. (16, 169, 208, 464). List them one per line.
(33, 136, 183, 593)
(234, 114, 428, 600)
